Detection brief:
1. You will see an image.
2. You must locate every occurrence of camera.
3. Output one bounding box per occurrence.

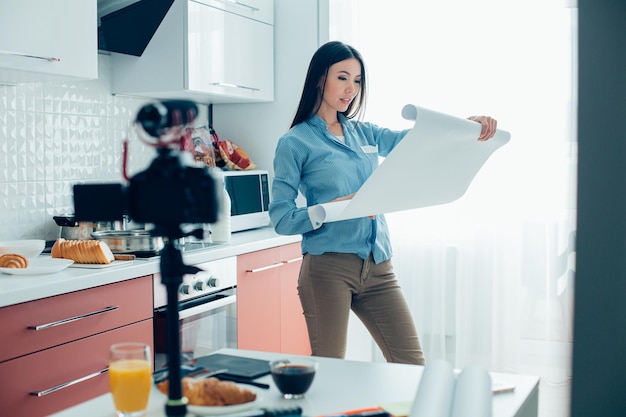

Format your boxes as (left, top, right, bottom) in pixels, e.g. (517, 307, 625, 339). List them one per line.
(73, 100, 221, 235)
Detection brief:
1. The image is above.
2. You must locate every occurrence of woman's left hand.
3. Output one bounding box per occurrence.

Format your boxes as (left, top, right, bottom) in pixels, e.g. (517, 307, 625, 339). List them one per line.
(468, 115, 497, 141)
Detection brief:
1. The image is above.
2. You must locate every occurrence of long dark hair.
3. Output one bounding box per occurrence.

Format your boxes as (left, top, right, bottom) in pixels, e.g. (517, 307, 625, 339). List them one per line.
(290, 41, 367, 128)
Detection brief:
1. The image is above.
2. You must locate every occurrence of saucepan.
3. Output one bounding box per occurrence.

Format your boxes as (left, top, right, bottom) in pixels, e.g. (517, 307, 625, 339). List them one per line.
(91, 230, 165, 256)
(53, 214, 116, 240)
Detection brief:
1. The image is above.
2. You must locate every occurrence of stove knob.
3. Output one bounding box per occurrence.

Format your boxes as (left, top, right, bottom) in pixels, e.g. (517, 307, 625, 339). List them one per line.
(205, 276, 220, 288)
(193, 280, 206, 291)
(179, 283, 193, 295)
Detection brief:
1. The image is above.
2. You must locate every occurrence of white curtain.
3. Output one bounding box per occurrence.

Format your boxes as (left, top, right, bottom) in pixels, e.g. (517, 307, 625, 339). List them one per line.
(330, 0, 576, 387)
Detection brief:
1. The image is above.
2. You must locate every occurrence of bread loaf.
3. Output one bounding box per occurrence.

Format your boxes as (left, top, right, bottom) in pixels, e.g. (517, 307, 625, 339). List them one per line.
(0, 254, 29, 268)
(51, 238, 115, 264)
(157, 377, 256, 406)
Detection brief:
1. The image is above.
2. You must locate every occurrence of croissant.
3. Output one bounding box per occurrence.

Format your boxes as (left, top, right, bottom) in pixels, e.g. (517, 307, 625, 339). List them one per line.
(157, 377, 256, 406)
(0, 253, 29, 268)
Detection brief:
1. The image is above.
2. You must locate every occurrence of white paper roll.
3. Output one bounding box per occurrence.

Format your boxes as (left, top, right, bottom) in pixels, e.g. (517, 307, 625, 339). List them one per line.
(401, 104, 511, 142)
(409, 360, 455, 417)
(308, 104, 511, 226)
(451, 365, 493, 417)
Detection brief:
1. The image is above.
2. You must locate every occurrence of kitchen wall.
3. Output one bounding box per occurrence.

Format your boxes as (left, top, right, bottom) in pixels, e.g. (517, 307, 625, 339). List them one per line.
(0, 56, 199, 242)
(0, 0, 326, 242)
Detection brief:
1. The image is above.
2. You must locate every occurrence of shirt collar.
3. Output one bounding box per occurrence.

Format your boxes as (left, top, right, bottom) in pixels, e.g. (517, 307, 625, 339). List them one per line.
(307, 113, 351, 130)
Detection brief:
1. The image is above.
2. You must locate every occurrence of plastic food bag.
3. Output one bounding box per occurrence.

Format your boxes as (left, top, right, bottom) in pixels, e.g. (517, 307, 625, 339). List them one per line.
(217, 138, 256, 171)
(181, 127, 216, 167)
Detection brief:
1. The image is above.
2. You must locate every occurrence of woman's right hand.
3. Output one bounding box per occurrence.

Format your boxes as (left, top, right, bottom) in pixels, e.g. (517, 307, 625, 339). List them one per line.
(331, 193, 355, 203)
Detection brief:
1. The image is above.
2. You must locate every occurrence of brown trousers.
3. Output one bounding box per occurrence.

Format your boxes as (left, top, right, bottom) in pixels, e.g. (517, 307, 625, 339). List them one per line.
(298, 252, 426, 365)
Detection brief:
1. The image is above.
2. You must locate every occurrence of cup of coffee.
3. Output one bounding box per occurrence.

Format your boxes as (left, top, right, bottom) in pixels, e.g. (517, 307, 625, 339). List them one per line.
(270, 358, 318, 399)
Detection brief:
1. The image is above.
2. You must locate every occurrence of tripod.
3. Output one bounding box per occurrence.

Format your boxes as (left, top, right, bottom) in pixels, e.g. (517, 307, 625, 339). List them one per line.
(158, 234, 201, 417)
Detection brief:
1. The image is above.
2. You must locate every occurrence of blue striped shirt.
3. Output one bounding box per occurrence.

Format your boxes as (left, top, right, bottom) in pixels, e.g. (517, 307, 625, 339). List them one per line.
(269, 114, 409, 263)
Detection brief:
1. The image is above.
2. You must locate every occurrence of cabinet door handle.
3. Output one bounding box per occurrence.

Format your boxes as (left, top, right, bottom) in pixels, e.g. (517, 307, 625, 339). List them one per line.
(28, 305, 119, 331)
(284, 257, 303, 264)
(211, 0, 260, 12)
(0, 49, 61, 62)
(30, 368, 108, 397)
(246, 262, 284, 273)
(179, 294, 237, 319)
(208, 82, 260, 92)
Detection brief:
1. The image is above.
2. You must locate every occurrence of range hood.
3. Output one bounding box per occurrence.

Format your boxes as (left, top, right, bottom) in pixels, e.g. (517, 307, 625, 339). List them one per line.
(99, 0, 174, 56)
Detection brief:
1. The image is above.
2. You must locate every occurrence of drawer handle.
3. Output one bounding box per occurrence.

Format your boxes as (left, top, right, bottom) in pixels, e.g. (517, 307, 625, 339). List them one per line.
(0, 49, 61, 62)
(208, 82, 260, 92)
(284, 257, 303, 264)
(212, 0, 260, 12)
(28, 305, 119, 331)
(30, 368, 108, 397)
(247, 262, 284, 273)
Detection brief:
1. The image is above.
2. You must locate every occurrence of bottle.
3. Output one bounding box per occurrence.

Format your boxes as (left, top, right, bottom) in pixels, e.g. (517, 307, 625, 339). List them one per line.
(210, 181, 231, 243)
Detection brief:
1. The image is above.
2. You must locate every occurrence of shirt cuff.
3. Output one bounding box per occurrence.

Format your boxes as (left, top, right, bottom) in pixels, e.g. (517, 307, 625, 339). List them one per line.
(307, 207, 323, 230)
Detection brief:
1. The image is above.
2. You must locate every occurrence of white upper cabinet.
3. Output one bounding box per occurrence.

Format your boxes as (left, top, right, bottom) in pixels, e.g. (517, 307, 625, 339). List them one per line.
(0, 0, 98, 84)
(194, 0, 273, 24)
(110, 0, 274, 103)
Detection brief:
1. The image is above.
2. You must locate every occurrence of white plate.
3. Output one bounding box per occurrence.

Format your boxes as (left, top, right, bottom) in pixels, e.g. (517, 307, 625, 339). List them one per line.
(68, 260, 133, 269)
(0, 258, 74, 275)
(157, 384, 261, 416)
(187, 397, 261, 416)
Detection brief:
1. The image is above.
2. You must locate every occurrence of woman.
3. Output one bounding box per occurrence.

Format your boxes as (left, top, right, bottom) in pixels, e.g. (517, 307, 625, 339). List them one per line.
(269, 41, 497, 365)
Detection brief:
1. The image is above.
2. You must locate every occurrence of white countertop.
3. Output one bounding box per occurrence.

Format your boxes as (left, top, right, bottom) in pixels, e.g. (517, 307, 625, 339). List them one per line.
(50, 348, 540, 417)
(0, 227, 300, 308)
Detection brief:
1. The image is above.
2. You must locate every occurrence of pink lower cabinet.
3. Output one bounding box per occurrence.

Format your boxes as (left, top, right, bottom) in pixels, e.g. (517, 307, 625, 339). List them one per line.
(0, 276, 153, 417)
(237, 242, 311, 355)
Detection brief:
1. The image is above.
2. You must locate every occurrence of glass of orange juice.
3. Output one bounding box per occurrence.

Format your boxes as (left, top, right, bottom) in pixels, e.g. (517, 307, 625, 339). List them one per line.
(109, 342, 152, 417)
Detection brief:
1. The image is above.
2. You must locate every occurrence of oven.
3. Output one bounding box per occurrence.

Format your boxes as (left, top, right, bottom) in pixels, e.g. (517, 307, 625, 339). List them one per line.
(152, 256, 237, 371)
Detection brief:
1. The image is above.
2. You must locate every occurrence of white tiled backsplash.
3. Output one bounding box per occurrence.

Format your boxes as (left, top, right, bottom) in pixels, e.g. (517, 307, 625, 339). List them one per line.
(0, 55, 200, 241)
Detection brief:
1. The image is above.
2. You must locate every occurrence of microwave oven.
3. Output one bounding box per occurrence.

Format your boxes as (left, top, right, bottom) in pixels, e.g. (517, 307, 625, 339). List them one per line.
(222, 170, 271, 232)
